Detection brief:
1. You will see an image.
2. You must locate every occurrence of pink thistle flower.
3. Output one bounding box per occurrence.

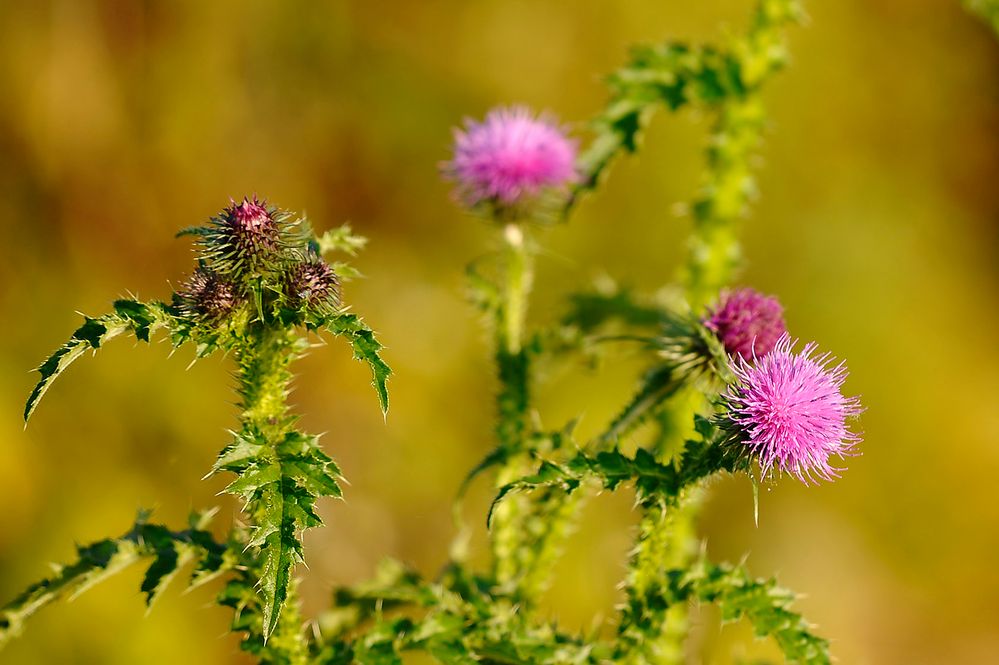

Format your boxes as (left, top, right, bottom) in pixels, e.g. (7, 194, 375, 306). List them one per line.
(444, 106, 579, 209)
(723, 335, 862, 483)
(705, 288, 787, 360)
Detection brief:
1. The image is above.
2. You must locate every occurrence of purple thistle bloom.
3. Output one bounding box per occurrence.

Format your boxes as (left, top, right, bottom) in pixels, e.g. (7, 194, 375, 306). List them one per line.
(723, 335, 862, 484)
(445, 106, 579, 208)
(705, 288, 787, 360)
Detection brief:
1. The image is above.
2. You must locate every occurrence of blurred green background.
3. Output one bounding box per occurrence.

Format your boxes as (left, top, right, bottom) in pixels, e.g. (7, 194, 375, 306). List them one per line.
(1, 1, 998, 663)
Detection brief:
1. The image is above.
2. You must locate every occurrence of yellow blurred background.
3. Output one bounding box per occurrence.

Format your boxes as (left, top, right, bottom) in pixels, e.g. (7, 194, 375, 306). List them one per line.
(1, 1, 998, 663)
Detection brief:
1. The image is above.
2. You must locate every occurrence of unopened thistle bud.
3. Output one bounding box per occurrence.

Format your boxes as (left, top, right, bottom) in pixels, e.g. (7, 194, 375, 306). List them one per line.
(175, 268, 241, 321)
(207, 196, 282, 274)
(283, 257, 340, 313)
(444, 106, 579, 211)
(721, 335, 862, 484)
(705, 288, 787, 360)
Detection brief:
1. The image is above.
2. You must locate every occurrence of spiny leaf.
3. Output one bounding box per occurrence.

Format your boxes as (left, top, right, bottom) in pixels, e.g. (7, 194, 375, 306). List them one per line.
(687, 561, 831, 664)
(138, 524, 202, 609)
(213, 429, 343, 640)
(24, 300, 178, 422)
(315, 224, 368, 257)
(490, 427, 739, 525)
(320, 313, 392, 415)
(561, 287, 670, 336)
(0, 514, 232, 649)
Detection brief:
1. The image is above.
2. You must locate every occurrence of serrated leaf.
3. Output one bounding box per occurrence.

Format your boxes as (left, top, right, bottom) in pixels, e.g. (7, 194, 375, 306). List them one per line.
(216, 428, 344, 640)
(687, 561, 831, 664)
(212, 434, 266, 474)
(0, 514, 233, 649)
(490, 425, 738, 524)
(140, 540, 184, 608)
(24, 300, 178, 422)
(257, 522, 298, 641)
(316, 224, 368, 256)
(320, 313, 391, 415)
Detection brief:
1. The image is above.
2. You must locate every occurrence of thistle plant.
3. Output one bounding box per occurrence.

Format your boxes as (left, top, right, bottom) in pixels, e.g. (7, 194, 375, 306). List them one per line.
(4, 1, 878, 663)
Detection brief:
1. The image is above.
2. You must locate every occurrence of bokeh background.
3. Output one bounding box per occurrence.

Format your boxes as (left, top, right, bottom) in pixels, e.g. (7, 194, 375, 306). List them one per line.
(1, 1, 998, 663)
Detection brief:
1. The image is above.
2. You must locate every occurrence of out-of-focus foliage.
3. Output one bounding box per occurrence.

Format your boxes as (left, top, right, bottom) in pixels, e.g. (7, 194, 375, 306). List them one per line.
(1, 0, 998, 664)
(967, 0, 999, 34)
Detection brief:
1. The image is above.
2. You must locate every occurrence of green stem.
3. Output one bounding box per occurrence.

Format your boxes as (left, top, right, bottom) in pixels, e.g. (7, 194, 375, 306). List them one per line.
(684, 97, 763, 312)
(500, 222, 531, 355)
(234, 321, 309, 639)
(491, 222, 538, 593)
(237, 324, 298, 433)
(618, 492, 703, 665)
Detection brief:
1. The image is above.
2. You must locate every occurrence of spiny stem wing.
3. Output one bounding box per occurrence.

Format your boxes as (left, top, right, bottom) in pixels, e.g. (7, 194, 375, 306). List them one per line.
(24, 299, 179, 422)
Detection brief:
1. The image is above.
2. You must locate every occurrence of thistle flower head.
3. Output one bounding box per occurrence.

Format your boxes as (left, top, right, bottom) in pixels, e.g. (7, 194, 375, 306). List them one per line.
(283, 256, 340, 313)
(705, 288, 787, 360)
(210, 196, 281, 272)
(175, 268, 241, 321)
(444, 106, 579, 209)
(722, 335, 862, 483)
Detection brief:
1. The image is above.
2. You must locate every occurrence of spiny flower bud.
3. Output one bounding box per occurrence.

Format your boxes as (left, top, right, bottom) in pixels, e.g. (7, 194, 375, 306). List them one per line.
(721, 335, 862, 484)
(175, 268, 241, 321)
(210, 196, 281, 273)
(283, 257, 340, 313)
(705, 288, 787, 360)
(443, 106, 579, 210)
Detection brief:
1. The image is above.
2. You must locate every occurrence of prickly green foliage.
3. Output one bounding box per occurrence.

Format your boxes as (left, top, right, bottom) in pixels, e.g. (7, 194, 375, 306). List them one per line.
(23, 299, 178, 422)
(0, 510, 232, 650)
(219, 563, 313, 664)
(687, 561, 831, 664)
(213, 424, 345, 638)
(620, 558, 832, 664)
(315, 560, 608, 664)
(490, 423, 742, 523)
(315, 312, 391, 416)
(16, 199, 390, 645)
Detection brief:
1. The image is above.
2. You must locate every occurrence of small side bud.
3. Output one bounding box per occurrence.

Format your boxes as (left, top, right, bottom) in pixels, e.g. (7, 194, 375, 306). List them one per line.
(283, 256, 341, 313)
(175, 268, 241, 321)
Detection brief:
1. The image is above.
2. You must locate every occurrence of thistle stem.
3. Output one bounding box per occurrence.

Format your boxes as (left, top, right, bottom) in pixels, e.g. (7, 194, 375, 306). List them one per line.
(491, 221, 538, 593)
(500, 222, 531, 355)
